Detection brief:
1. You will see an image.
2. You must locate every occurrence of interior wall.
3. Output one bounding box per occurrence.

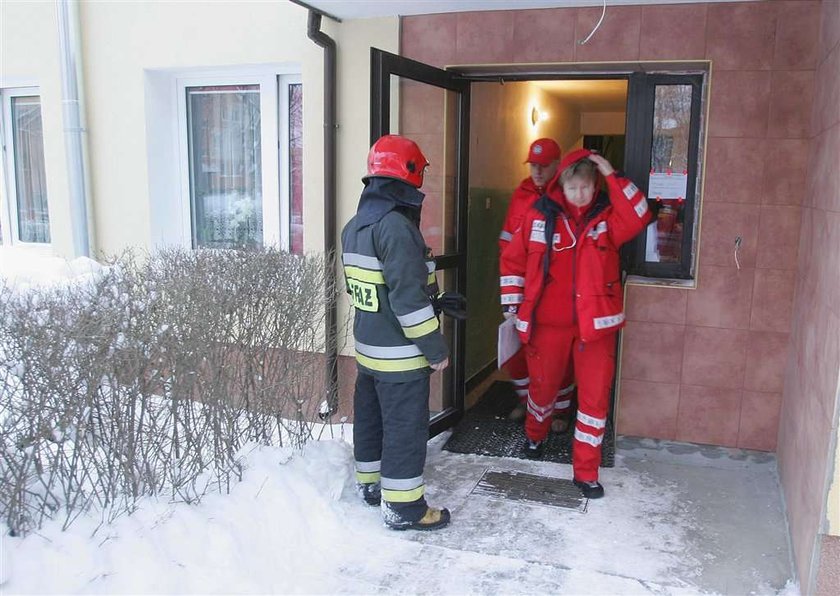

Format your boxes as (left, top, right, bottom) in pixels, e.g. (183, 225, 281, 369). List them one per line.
(469, 82, 580, 190)
(777, 0, 840, 591)
(580, 111, 626, 136)
(465, 81, 580, 378)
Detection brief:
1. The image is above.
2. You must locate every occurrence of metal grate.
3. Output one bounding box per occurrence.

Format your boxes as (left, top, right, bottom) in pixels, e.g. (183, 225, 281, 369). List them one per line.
(471, 469, 588, 512)
(443, 381, 615, 466)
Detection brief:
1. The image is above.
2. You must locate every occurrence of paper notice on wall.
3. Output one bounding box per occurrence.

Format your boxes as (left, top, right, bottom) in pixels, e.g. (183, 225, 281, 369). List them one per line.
(648, 172, 688, 200)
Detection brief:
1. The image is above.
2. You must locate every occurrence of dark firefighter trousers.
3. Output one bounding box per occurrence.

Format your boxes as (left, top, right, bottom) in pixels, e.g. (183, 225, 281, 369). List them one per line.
(353, 371, 430, 522)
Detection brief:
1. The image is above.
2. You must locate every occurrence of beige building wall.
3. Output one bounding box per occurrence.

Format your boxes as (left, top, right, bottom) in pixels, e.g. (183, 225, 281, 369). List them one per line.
(332, 16, 400, 357)
(79, 1, 325, 256)
(0, 0, 75, 255)
(333, 17, 399, 257)
(2, 1, 398, 259)
(828, 422, 840, 534)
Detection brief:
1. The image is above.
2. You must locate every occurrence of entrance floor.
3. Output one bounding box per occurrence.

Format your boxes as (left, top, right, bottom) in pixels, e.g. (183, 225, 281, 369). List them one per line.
(407, 433, 794, 594)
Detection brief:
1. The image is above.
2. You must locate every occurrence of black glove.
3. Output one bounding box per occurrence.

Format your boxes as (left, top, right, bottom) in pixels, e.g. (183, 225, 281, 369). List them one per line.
(432, 291, 467, 320)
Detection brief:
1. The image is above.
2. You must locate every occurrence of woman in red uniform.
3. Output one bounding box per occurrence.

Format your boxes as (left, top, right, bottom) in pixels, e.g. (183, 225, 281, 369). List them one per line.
(500, 149, 651, 498)
(499, 139, 576, 431)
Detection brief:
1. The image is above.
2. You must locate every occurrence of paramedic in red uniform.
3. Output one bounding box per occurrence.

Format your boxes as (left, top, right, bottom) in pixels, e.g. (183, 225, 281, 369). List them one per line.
(500, 149, 651, 499)
(499, 139, 576, 431)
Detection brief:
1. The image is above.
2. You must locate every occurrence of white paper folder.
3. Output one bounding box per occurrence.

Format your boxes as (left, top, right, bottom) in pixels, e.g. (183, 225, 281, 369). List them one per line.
(497, 317, 521, 368)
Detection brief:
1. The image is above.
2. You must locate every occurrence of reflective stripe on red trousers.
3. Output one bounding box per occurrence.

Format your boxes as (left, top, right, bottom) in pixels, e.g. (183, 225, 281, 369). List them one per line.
(506, 345, 575, 412)
(524, 326, 615, 482)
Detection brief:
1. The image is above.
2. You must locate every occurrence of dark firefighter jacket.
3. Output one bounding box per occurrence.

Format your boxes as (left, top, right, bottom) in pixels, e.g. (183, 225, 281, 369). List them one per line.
(341, 178, 449, 381)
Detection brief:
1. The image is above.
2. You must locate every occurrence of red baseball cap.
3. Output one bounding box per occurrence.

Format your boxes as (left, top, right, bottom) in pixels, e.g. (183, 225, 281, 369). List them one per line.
(525, 138, 561, 166)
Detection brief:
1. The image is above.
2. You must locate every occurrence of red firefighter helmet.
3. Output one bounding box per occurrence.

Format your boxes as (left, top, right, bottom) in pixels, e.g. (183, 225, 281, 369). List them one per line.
(365, 134, 429, 188)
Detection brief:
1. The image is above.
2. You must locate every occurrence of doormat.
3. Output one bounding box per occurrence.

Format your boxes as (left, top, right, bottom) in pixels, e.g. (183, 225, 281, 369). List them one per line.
(470, 469, 588, 512)
(442, 381, 614, 467)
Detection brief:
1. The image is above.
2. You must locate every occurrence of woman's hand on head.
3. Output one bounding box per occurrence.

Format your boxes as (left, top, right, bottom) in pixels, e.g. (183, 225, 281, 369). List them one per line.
(588, 153, 615, 177)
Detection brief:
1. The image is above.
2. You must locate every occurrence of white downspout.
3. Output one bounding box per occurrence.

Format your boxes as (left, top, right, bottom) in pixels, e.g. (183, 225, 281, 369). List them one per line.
(56, 0, 92, 257)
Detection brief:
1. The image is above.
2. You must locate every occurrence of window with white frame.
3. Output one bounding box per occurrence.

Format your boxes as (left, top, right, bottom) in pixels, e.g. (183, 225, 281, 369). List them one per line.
(175, 73, 302, 251)
(1, 88, 51, 245)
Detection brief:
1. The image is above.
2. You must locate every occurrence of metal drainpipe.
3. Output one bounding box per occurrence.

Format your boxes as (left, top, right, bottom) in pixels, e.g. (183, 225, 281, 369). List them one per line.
(298, 2, 340, 416)
(56, 0, 93, 258)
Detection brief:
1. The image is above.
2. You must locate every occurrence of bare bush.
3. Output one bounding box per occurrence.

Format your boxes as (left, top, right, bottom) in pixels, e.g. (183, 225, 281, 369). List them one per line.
(0, 247, 345, 536)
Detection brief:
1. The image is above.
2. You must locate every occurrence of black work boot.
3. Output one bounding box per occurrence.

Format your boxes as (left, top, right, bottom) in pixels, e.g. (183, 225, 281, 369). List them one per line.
(573, 479, 605, 499)
(523, 438, 544, 459)
(384, 505, 451, 531)
(356, 482, 381, 506)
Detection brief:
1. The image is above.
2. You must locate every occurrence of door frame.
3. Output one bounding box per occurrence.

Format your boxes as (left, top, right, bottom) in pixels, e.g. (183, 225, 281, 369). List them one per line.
(370, 52, 710, 438)
(370, 48, 471, 437)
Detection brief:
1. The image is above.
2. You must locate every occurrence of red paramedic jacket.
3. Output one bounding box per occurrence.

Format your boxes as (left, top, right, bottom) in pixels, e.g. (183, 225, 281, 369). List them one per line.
(498, 176, 544, 253)
(500, 149, 652, 344)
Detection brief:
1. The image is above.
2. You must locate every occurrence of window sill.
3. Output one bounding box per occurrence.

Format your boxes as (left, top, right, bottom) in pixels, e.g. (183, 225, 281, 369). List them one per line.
(1, 243, 54, 255)
(626, 274, 696, 290)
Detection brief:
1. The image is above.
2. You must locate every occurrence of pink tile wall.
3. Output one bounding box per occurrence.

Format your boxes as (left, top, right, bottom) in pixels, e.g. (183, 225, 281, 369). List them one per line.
(774, 1, 821, 70)
(816, 535, 840, 595)
(738, 390, 783, 451)
(573, 5, 641, 62)
(769, 70, 816, 139)
(776, 0, 840, 589)
(686, 265, 754, 329)
(401, 2, 821, 445)
(512, 9, 575, 63)
(705, 1, 777, 70)
(639, 4, 707, 60)
(455, 11, 515, 65)
(616, 379, 680, 440)
(763, 139, 810, 206)
(677, 385, 742, 447)
(708, 70, 772, 138)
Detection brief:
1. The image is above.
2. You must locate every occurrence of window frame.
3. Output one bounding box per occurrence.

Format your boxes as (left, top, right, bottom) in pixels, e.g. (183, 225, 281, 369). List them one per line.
(623, 72, 705, 281)
(174, 70, 301, 250)
(0, 86, 51, 248)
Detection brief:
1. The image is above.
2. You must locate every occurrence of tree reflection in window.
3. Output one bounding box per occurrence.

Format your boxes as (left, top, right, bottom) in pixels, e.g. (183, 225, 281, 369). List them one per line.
(11, 96, 50, 243)
(186, 85, 262, 249)
(289, 83, 304, 255)
(646, 85, 692, 264)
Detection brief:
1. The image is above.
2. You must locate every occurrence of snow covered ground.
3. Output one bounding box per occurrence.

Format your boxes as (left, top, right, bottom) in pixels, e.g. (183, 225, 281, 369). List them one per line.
(0, 248, 798, 594)
(0, 247, 105, 292)
(0, 437, 690, 594)
(2, 433, 799, 595)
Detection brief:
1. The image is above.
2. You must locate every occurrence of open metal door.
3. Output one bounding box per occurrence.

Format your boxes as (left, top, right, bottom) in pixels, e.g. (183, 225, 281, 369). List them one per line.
(370, 48, 470, 437)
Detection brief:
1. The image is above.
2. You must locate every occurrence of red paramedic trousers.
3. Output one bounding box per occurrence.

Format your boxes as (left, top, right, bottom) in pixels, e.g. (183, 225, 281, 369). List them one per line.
(524, 325, 615, 482)
(505, 347, 575, 415)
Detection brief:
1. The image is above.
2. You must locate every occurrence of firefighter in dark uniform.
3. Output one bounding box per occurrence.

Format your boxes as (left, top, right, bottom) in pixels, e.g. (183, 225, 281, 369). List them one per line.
(341, 135, 456, 531)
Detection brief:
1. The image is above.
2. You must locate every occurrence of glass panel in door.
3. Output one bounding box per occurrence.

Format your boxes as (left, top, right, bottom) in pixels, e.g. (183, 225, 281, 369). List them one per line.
(390, 75, 461, 418)
(371, 49, 469, 435)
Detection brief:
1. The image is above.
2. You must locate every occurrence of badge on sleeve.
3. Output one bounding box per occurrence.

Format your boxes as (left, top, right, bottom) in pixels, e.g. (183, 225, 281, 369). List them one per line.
(348, 279, 379, 312)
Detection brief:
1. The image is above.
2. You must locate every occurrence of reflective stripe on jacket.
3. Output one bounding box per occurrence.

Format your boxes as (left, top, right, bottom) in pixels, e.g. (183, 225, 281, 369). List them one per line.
(499, 176, 543, 253)
(341, 209, 449, 381)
